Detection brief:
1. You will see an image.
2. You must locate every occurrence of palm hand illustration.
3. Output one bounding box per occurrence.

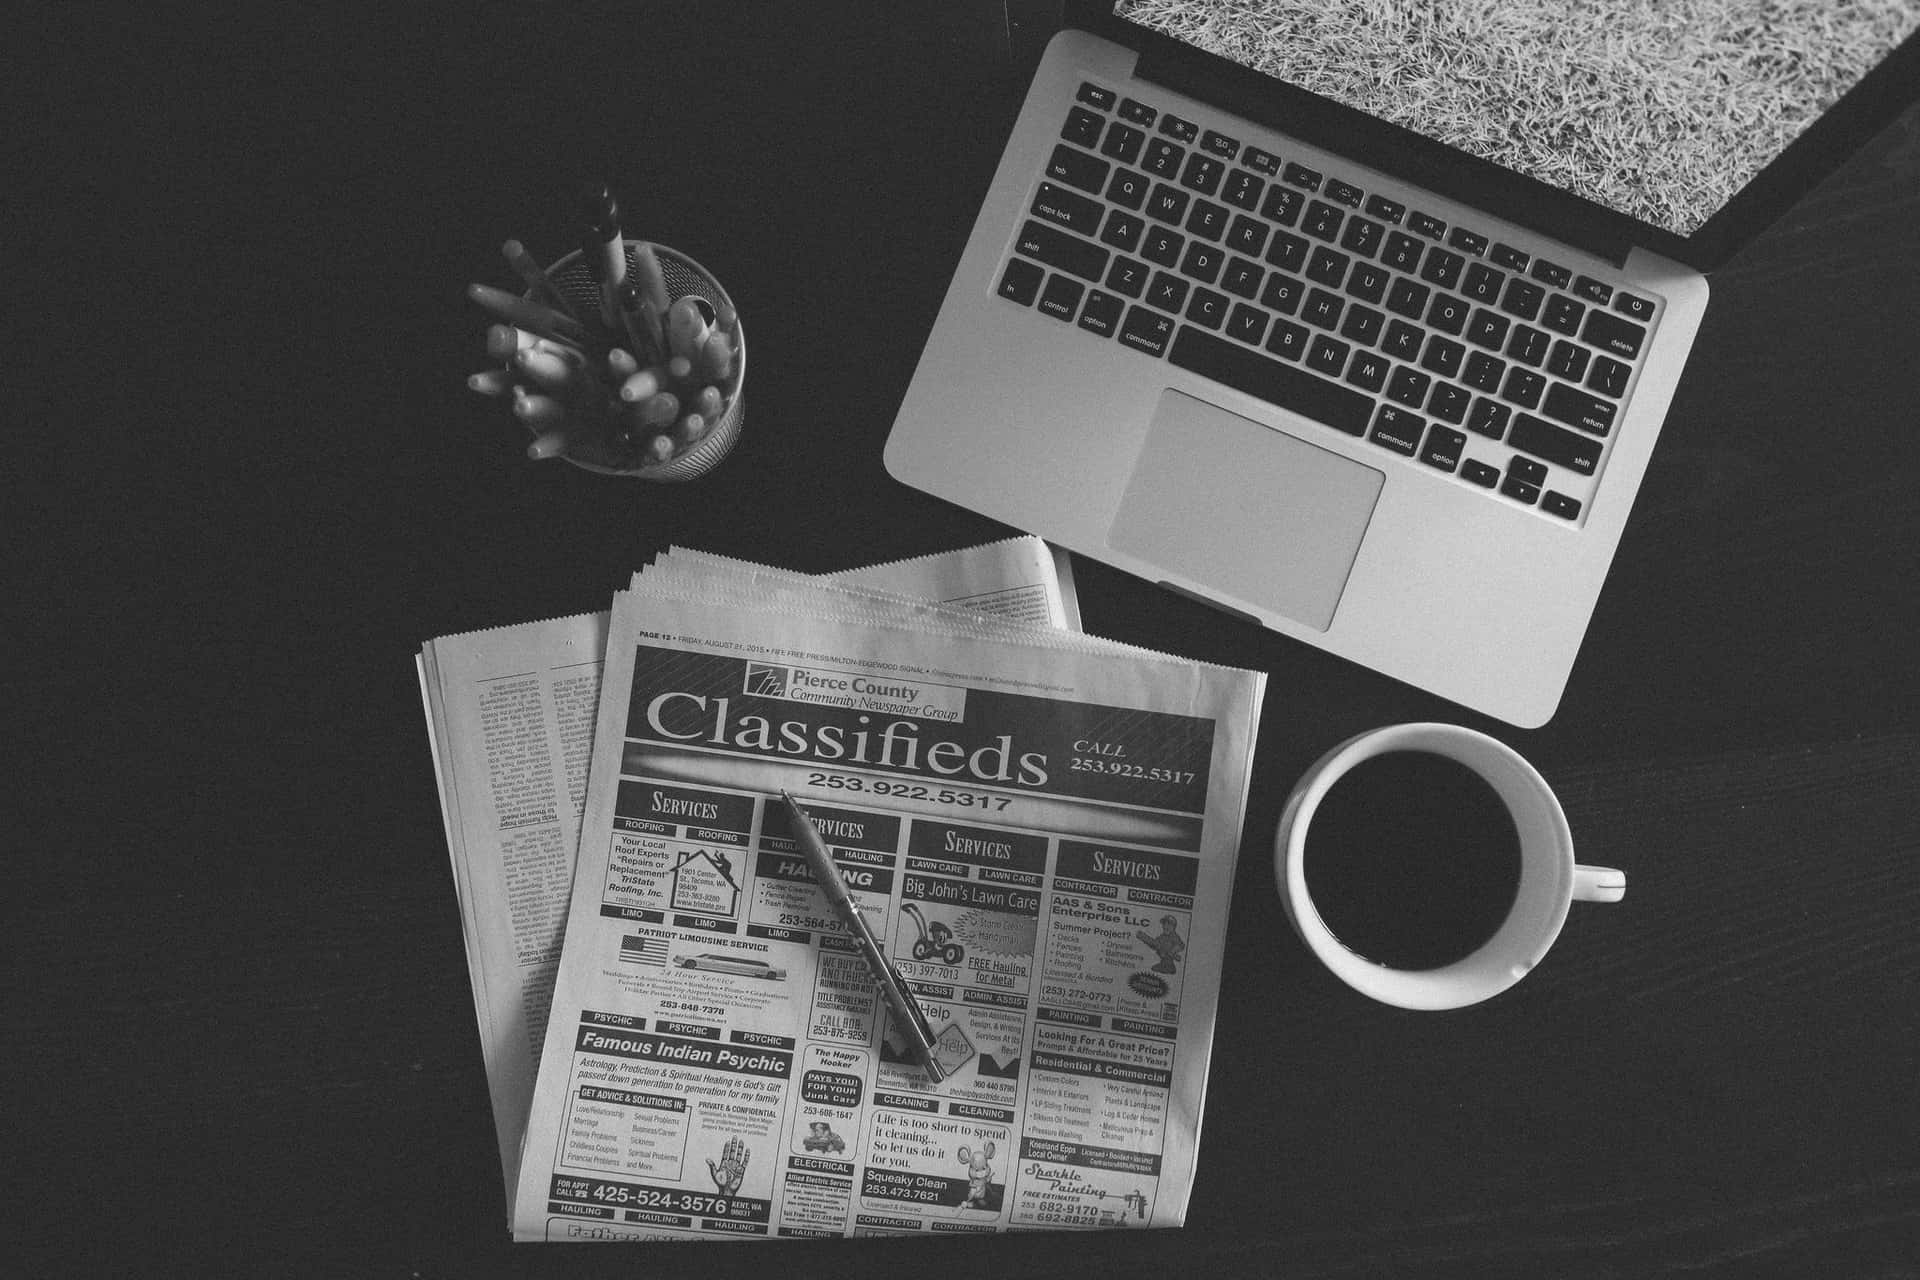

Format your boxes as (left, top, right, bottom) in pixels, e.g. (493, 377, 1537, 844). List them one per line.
(707, 1137, 748, 1196)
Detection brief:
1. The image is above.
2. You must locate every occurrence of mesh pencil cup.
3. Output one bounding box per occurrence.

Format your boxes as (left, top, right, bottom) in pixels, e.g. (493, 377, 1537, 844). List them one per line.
(534, 244, 745, 481)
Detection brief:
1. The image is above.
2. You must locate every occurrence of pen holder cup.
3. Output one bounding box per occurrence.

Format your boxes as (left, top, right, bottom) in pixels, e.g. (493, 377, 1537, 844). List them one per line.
(539, 244, 745, 481)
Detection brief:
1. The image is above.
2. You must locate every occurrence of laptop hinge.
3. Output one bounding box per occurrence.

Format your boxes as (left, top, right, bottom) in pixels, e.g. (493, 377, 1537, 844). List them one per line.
(1132, 46, 1638, 269)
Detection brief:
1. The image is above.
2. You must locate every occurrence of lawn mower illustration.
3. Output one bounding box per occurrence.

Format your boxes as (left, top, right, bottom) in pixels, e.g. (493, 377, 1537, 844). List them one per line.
(900, 903, 965, 965)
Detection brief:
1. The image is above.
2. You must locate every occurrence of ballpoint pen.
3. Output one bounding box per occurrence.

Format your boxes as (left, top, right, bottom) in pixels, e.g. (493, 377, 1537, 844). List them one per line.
(778, 790, 946, 1083)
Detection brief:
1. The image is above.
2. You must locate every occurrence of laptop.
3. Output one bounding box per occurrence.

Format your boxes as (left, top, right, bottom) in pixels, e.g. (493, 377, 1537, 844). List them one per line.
(886, 0, 1920, 726)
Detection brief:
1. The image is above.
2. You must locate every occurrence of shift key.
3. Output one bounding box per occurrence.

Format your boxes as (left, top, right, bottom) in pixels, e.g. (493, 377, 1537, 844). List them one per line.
(1015, 220, 1109, 282)
(1510, 413, 1602, 475)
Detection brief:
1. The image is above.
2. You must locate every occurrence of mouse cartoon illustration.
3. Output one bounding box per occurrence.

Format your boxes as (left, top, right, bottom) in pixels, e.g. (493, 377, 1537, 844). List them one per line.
(1135, 915, 1186, 974)
(955, 1140, 996, 1210)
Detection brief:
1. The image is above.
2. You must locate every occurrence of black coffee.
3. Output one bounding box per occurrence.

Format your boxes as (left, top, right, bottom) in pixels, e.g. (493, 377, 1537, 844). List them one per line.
(1302, 751, 1522, 971)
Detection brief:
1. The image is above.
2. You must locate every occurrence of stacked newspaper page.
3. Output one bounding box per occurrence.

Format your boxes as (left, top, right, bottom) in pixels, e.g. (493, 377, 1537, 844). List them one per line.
(418, 538, 1265, 1241)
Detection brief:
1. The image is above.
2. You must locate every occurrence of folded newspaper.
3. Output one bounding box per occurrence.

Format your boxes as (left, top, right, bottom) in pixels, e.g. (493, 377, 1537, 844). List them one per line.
(418, 538, 1266, 1240)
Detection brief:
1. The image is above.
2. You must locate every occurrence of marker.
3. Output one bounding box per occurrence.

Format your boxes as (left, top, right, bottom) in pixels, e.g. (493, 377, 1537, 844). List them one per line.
(638, 390, 680, 427)
(672, 412, 706, 444)
(486, 323, 584, 367)
(607, 346, 639, 381)
(614, 278, 657, 365)
(468, 283, 593, 348)
(513, 345, 593, 401)
(698, 330, 735, 382)
(526, 430, 569, 460)
(690, 384, 724, 423)
(500, 239, 578, 321)
(631, 241, 671, 346)
(644, 433, 675, 464)
(579, 182, 627, 329)
(619, 367, 664, 403)
(511, 386, 565, 429)
(666, 355, 693, 384)
(779, 791, 946, 1083)
(467, 368, 515, 396)
(667, 295, 709, 360)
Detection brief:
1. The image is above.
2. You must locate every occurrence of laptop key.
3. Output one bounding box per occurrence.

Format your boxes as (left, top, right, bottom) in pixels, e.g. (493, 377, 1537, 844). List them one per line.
(1421, 424, 1466, 471)
(1038, 273, 1085, 321)
(1147, 183, 1190, 224)
(1463, 351, 1506, 393)
(1530, 258, 1572, 288)
(1142, 225, 1183, 267)
(1491, 243, 1529, 271)
(1304, 200, 1345, 241)
(998, 257, 1043, 305)
(1587, 355, 1631, 398)
(1510, 413, 1602, 474)
(1307, 334, 1350, 376)
(1461, 458, 1500, 487)
(1581, 309, 1648, 359)
(1370, 405, 1424, 454)
(1261, 185, 1304, 225)
(1466, 308, 1510, 349)
(1222, 170, 1263, 210)
(1143, 138, 1184, 178)
(1047, 145, 1109, 193)
(1079, 289, 1124, 337)
(1467, 397, 1511, 440)
(1101, 121, 1145, 165)
(1226, 214, 1269, 255)
(1547, 340, 1589, 381)
(1016, 221, 1108, 281)
(1306, 246, 1350, 287)
(1169, 325, 1373, 434)
(1106, 168, 1150, 210)
(1242, 146, 1282, 175)
(1382, 319, 1423, 360)
(1346, 349, 1391, 392)
(1119, 306, 1175, 356)
(1427, 381, 1471, 424)
(1063, 107, 1103, 148)
(1147, 271, 1190, 313)
(1267, 318, 1309, 360)
(1266, 230, 1309, 273)
(1462, 262, 1504, 303)
(1614, 292, 1656, 321)
(1426, 293, 1470, 335)
(1284, 162, 1322, 191)
(1186, 287, 1229, 329)
(1185, 199, 1229, 241)
(1542, 294, 1586, 335)
(1420, 247, 1465, 289)
(1106, 255, 1149, 298)
(1387, 366, 1431, 407)
(1032, 181, 1104, 236)
(1365, 194, 1406, 224)
(1572, 274, 1613, 304)
(1226, 302, 1269, 345)
(1382, 231, 1424, 273)
(1180, 241, 1224, 283)
(1542, 382, 1616, 435)
(1420, 334, 1464, 377)
(1385, 277, 1429, 318)
(1500, 277, 1545, 320)
(1119, 97, 1156, 126)
(1181, 153, 1224, 195)
(1448, 227, 1489, 256)
(1502, 455, 1546, 504)
(1076, 83, 1116, 110)
(1303, 288, 1344, 330)
(1340, 304, 1384, 346)
(1261, 272, 1305, 314)
(1409, 211, 1446, 238)
(1221, 256, 1264, 299)
(1506, 324, 1550, 366)
(1340, 216, 1385, 258)
(1541, 490, 1582, 520)
(1159, 113, 1198, 142)
(1345, 262, 1390, 303)
(1503, 367, 1546, 409)
(1100, 209, 1144, 252)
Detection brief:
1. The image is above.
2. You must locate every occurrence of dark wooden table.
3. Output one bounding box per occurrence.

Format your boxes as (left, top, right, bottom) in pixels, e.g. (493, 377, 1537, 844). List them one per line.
(20, 4, 1919, 1275)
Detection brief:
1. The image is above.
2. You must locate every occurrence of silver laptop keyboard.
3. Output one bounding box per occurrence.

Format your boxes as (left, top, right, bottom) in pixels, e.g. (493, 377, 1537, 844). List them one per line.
(996, 81, 1664, 524)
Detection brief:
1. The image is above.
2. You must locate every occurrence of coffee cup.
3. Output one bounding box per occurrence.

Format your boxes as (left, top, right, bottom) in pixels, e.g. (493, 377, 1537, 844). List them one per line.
(1274, 722, 1623, 1010)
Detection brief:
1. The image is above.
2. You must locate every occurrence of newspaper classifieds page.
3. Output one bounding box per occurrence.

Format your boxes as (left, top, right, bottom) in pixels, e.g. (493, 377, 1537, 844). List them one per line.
(417, 539, 1081, 1208)
(509, 580, 1263, 1240)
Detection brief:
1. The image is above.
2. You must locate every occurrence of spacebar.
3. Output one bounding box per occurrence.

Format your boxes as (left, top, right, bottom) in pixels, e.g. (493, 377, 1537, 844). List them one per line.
(1167, 326, 1373, 436)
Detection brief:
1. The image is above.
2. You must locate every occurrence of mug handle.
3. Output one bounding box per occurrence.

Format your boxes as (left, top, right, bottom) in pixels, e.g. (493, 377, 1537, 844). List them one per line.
(1573, 864, 1626, 903)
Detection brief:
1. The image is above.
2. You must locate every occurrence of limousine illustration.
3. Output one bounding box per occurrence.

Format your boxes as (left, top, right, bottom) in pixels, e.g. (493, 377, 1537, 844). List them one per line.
(672, 953, 788, 980)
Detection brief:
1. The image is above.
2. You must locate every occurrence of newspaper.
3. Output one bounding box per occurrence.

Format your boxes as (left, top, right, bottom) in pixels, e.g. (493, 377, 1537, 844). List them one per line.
(417, 538, 1082, 1204)
(507, 558, 1264, 1240)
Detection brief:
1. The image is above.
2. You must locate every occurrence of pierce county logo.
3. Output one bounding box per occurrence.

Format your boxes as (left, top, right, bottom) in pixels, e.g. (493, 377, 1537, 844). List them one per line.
(744, 663, 790, 696)
(740, 661, 968, 722)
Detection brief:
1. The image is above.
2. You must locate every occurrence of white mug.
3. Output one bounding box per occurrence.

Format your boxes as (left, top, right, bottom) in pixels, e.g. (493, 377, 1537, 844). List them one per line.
(1275, 722, 1624, 1010)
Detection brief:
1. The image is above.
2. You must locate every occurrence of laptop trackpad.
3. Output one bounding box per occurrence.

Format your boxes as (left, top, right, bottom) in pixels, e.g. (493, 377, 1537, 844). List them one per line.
(1108, 390, 1384, 632)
